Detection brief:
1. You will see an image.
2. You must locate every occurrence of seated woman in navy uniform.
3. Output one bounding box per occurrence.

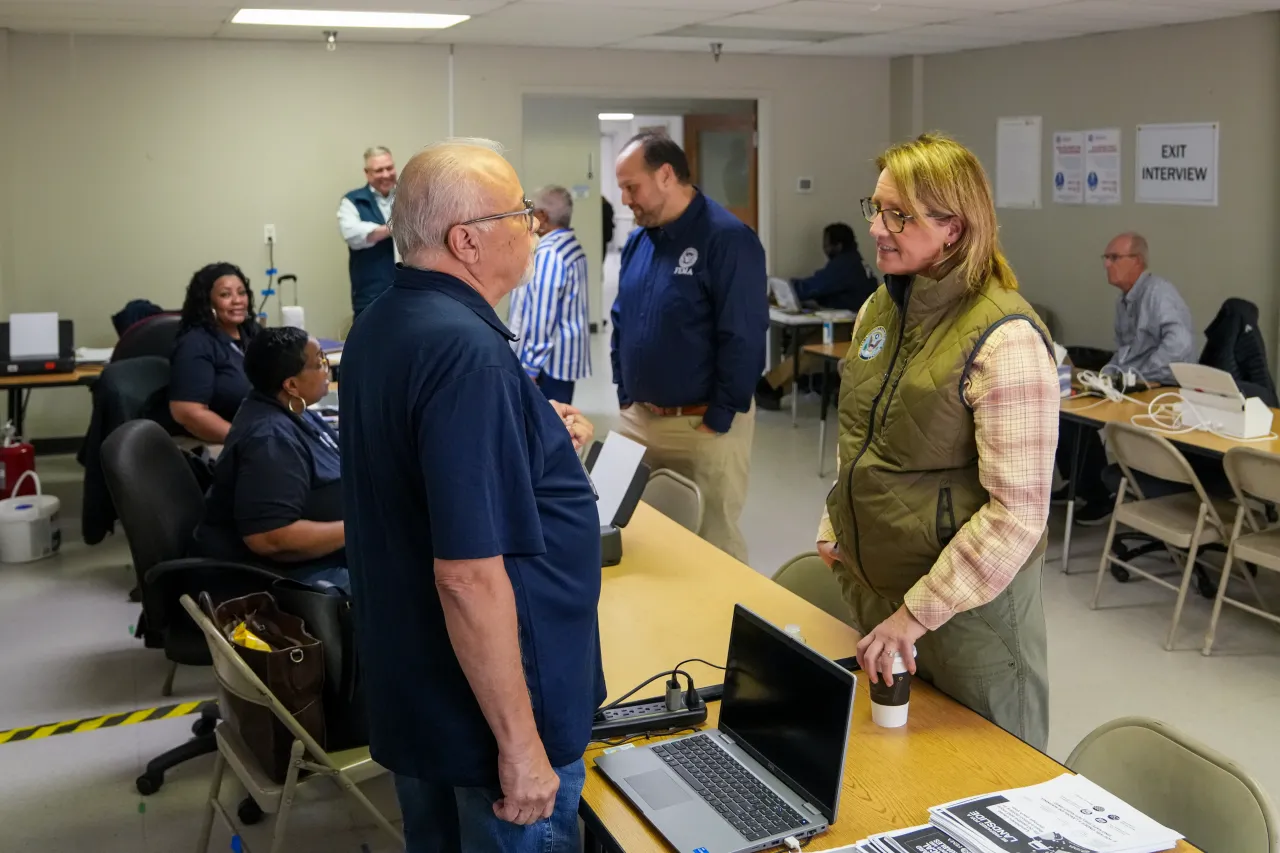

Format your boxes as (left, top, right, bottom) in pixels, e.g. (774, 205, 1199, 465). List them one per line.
(190, 326, 347, 591)
(169, 262, 259, 443)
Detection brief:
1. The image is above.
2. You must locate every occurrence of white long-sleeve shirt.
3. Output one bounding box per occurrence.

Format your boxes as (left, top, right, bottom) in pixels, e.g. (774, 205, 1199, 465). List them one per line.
(337, 186, 398, 261)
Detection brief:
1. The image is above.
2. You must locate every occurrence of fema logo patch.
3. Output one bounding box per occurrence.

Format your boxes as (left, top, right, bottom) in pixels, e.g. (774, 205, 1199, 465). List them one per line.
(675, 247, 698, 276)
(859, 326, 887, 360)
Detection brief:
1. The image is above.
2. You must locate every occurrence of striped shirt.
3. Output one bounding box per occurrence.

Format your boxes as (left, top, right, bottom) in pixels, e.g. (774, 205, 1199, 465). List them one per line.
(509, 228, 592, 382)
(817, 313, 1059, 631)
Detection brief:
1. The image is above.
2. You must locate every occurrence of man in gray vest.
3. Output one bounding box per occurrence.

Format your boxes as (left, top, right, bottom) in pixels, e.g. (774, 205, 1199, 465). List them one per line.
(337, 146, 399, 317)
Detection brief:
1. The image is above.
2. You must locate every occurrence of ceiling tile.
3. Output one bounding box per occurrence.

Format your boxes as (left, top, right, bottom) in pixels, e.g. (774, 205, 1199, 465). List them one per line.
(706, 3, 963, 35)
(430, 2, 716, 46)
(518, 0, 779, 9)
(0, 2, 232, 21)
(850, 0, 1071, 11)
(4, 16, 224, 36)
(616, 35, 799, 53)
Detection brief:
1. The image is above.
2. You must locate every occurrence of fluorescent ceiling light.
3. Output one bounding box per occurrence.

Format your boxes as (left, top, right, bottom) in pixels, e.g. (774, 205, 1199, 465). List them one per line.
(232, 9, 470, 29)
(599, 113, 635, 121)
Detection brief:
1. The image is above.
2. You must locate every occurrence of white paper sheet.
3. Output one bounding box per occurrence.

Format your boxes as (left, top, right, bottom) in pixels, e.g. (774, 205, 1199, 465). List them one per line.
(590, 431, 648, 526)
(996, 117, 1042, 209)
(1085, 128, 1122, 205)
(9, 313, 60, 359)
(1051, 131, 1084, 204)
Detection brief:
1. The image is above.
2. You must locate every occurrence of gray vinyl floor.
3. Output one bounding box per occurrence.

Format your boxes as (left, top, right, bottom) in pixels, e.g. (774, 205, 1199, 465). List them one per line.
(1, 331, 1278, 853)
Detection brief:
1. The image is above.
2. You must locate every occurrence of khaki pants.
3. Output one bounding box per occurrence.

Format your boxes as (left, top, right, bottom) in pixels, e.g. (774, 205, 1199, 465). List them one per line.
(618, 403, 755, 563)
(842, 557, 1050, 751)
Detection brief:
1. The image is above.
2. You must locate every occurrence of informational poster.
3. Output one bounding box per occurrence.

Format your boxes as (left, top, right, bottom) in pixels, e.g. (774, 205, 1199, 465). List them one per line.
(995, 116, 1042, 209)
(1136, 121, 1218, 206)
(1051, 131, 1084, 204)
(1084, 128, 1122, 205)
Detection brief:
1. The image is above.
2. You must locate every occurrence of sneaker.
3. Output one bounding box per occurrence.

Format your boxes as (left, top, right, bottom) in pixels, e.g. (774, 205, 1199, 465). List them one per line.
(1051, 485, 1073, 506)
(1074, 500, 1114, 527)
(754, 377, 783, 411)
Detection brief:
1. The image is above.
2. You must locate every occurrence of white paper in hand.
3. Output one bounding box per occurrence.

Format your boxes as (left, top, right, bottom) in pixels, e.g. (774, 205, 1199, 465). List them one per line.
(590, 431, 647, 526)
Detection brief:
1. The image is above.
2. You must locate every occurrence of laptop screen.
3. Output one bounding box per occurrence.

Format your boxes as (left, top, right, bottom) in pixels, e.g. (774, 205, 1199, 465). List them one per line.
(718, 605, 855, 822)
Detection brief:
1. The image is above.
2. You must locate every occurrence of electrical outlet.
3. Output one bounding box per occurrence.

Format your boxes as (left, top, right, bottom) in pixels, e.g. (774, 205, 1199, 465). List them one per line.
(264, 224, 277, 244)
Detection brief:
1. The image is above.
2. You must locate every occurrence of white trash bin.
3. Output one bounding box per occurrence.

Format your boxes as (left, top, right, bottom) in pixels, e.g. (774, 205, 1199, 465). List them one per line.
(0, 471, 61, 563)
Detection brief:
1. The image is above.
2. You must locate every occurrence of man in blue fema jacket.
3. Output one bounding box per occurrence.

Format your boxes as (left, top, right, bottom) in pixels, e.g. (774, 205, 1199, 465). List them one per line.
(337, 146, 399, 317)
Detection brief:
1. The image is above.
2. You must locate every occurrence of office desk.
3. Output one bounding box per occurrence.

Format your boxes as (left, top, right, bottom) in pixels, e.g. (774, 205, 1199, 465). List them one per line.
(768, 310, 855, 427)
(583, 504, 1202, 852)
(1057, 389, 1280, 566)
(0, 364, 103, 436)
(802, 341, 851, 477)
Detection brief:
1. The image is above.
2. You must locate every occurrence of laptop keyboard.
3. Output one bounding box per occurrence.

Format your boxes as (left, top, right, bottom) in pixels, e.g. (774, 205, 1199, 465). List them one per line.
(651, 734, 810, 842)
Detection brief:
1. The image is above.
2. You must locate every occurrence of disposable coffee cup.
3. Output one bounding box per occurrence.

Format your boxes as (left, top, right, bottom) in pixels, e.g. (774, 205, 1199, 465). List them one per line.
(869, 647, 916, 728)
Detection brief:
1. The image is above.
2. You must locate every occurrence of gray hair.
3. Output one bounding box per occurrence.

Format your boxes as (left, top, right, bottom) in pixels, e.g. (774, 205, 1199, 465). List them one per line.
(363, 146, 392, 163)
(390, 138, 506, 260)
(1119, 232, 1149, 264)
(534, 185, 573, 228)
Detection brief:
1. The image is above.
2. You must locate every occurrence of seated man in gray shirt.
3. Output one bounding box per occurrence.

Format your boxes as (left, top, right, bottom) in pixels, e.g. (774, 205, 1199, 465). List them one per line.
(1058, 232, 1197, 526)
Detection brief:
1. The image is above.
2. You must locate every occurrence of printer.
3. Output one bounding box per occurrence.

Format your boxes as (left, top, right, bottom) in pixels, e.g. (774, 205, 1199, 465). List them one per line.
(1171, 362, 1275, 440)
(0, 315, 75, 376)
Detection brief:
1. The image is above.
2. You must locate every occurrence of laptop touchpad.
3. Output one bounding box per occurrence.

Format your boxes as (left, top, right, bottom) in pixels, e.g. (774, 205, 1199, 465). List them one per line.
(626, 770, 692, 810)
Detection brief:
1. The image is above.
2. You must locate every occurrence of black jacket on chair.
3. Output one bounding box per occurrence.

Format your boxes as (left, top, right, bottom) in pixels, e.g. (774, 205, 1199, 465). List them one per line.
(1200, 298, 1278, 407)
(79, 357, 174, 544)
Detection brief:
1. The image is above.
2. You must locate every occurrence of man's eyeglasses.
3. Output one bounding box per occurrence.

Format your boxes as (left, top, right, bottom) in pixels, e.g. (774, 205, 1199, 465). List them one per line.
(1101, 253, 1139, 263)
(861, 198, 915, 234)
(459, 198, 537, 233)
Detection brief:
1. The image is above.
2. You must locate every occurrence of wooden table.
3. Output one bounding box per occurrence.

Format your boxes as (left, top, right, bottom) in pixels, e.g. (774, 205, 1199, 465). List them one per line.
(0, 364, 103, 436)
(802, 341, 851, 477)
(768, 310, 856, 427)
(1057, 388, 1280, 566)
(583, 504, 1202, 852)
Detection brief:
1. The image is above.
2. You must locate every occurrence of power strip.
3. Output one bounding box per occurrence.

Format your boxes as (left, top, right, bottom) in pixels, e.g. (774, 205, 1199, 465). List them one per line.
(591, 697, 708, 739)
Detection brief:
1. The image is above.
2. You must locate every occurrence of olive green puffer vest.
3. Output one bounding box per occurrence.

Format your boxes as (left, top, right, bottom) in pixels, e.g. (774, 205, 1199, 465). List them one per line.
(825, 270, 1053, 602)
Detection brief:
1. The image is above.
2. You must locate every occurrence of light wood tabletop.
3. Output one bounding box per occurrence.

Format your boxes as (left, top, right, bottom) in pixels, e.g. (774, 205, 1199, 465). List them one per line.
(1060, 388, 1280, 457)
(587, 504, 1201, 851)
(800, 340, 852, 361)
(0, 364, 102, 388)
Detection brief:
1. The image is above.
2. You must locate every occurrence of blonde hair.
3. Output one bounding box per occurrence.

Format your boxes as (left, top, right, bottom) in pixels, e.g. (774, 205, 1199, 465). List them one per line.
(876, 133, 1017, 292)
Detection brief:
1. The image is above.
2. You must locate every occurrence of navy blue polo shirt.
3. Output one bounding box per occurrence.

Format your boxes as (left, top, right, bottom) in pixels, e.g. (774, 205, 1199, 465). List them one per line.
(169, 325, 255, 423)
(609, 191, 768, 433)
(340, 266, 605, 786)
(191, 392, 344, 574)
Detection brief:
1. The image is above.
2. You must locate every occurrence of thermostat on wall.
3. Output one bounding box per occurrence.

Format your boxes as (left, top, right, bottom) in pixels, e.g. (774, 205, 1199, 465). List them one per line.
(796, 177, 814, 193)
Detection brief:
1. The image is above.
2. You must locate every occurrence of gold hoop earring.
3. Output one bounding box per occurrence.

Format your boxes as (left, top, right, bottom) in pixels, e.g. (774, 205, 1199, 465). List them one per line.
(288, 395, 305, 415)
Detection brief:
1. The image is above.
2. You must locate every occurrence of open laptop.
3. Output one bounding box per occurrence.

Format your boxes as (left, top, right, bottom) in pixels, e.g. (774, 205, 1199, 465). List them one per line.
(768, 276, 803, 313)
(595, 605, 856, 853)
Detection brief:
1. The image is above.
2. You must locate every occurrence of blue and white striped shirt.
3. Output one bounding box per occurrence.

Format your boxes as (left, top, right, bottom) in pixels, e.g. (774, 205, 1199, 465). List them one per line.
(509, 228, 592, 382)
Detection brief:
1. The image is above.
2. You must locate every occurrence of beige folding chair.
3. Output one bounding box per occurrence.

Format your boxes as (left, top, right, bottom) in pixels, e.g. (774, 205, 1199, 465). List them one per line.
(1067, 716, 1280, 853)
(772, 553, 857, 629)
(1092, 422, 1234, 650)
(1202, 447, 1280, 655)
(643, 468, 703, 533)
(179, 595, 403, 853)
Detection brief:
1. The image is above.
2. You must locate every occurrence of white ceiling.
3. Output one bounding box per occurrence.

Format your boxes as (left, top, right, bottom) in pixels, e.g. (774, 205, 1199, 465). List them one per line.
(0, 0, 1277, 56)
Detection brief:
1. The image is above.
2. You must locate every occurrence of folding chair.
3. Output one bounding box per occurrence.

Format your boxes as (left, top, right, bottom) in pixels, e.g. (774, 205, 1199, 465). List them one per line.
(1092, 422, 1234, 650)
(1067, 716, 1280, 853)
(772, 553, 856, 629)
(180, 595, 403, 853)
(643, 468, 704, 534)
(1203, 447, 1280, 656)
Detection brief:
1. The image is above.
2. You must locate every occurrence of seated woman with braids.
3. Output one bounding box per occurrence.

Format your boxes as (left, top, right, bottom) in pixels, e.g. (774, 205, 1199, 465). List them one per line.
(190, 326, 348, 591)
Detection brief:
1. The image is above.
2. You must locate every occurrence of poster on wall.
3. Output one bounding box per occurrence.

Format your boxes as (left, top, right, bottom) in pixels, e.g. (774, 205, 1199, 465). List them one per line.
(1084, 128, 1122, 205)
(1051, 131, 1084, 204)
(1135, 122, 1218, 206)
(996, 116, 1042, 209)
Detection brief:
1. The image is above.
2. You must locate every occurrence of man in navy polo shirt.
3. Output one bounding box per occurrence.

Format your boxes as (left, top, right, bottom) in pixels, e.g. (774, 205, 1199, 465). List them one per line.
(611, 131, 768, 562)
(341, 139, 603, 853)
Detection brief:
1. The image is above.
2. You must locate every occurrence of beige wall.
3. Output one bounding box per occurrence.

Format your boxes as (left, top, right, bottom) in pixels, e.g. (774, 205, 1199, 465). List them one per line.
(0, 29, 9, 313)
(520, 96, 603, 325)
(0, 34, 888, 436)
(908, 13, 1280, 355)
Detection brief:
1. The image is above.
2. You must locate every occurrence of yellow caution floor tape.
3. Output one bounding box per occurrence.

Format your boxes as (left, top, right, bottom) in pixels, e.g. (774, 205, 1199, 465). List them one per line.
(0, 699, 216, 745)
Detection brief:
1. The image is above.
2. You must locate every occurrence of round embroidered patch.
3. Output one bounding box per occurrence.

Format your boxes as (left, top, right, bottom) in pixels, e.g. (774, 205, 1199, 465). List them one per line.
(859, 326, 887, 360)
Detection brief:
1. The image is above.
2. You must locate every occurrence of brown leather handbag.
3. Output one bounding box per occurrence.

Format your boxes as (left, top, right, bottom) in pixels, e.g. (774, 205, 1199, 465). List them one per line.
(207, 591, 327, 783)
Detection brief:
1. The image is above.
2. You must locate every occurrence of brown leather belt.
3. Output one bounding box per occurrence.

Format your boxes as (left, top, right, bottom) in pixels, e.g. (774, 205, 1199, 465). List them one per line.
(641, 403, 709, 417)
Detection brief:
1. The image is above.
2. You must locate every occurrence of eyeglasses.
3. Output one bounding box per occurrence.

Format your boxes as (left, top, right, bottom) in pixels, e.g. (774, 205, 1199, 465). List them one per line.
(310, 353, 331, 373)
(861, 198, 919, 234)
(1101, 253, 1139, 263)
(459, 198, 537, 233)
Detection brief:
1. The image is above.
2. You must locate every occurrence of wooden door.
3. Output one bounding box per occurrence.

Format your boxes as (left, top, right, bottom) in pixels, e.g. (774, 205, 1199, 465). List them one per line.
(684, 112, 758, 231)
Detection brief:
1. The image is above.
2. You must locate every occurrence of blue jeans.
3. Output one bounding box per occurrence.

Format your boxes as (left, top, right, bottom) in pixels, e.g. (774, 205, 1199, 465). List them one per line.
(536, 373, 575, 405)
(395, 760, 585, 853)
(290, 565, 351, 594)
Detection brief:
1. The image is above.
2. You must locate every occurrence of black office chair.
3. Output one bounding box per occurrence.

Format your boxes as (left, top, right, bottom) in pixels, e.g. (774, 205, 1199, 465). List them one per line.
(111, 313, 181, 363)
(102, 419, 282, 795)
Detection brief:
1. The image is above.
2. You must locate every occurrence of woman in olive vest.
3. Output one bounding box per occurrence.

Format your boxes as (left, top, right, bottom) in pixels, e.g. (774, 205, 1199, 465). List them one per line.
(815, 134, 1059, 749)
